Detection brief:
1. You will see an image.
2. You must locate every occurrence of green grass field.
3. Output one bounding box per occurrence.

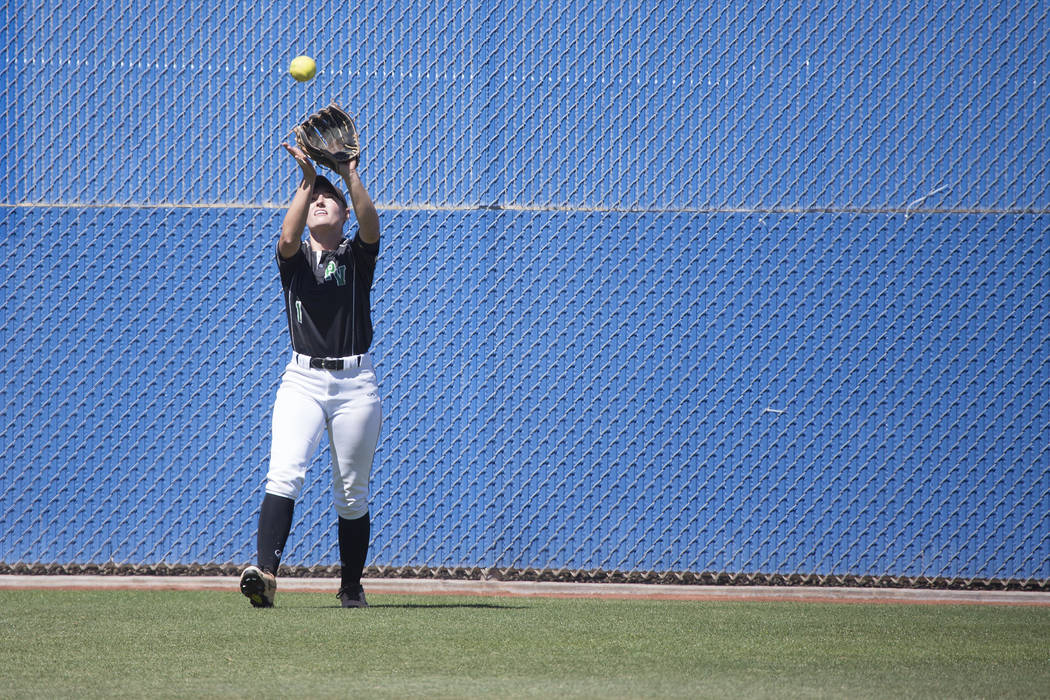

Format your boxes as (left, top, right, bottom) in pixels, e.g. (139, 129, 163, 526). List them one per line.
(1, 589, 1048, 698)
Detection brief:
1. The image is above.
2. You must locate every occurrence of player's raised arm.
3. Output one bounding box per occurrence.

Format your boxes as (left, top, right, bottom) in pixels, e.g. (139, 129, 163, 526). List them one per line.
(291, 103, 377, 245)
(279, 142, 317, 259)
(336, 160, 379, 245)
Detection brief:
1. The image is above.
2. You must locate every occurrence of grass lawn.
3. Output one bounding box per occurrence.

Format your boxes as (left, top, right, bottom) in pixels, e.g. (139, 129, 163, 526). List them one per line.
(1, 589, 1048, 698)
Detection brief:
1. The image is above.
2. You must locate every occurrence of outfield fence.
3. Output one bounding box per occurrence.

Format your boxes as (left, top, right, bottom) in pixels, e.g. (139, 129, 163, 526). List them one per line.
(1, 1, 1048, 585)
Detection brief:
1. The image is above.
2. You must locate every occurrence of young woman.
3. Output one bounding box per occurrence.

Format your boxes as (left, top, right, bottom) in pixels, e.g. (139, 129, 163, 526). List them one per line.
(239, 143, 382, 608)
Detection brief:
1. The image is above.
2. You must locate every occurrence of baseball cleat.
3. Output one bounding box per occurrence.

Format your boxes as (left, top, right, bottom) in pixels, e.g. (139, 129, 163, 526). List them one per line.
(337, 584, 368, 608)
(240, 566, 277, 608)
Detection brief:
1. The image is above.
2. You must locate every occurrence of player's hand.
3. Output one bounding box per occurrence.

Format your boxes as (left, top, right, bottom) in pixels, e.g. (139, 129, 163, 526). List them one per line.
(282, 142, 316, 178)
(334, 156, 360, 179)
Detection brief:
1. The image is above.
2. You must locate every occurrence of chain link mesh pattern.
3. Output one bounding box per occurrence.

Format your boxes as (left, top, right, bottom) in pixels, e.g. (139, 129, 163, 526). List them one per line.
(1, 2, 1048, 584)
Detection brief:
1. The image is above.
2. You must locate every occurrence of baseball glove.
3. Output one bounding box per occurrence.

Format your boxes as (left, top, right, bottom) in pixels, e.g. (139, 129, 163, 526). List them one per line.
(293, 103, 362, 171)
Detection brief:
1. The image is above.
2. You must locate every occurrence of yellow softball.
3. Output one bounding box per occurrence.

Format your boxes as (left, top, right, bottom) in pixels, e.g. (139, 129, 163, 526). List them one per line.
(289, 55, 317, 82)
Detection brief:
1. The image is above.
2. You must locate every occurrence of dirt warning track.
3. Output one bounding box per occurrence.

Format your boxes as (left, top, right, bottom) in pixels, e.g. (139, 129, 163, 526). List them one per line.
(2, 575, 1049, 606)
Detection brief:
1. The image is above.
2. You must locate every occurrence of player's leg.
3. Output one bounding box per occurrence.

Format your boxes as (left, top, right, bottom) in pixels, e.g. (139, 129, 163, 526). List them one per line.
(255, 493, 295, 577)
(327, 366, 382, 608)
(262, 371, 328, 565)
(336, 511, 371, 607)
(239, 493, 294, 608)
(242, 365, 327, 607)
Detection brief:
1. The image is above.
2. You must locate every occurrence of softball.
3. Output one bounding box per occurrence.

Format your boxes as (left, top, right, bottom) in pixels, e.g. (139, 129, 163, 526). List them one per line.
(289, 55, 317, 82)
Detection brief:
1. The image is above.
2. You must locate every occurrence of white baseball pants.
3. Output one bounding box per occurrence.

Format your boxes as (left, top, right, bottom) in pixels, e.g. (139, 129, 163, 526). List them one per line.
(265, 353, 383, 519)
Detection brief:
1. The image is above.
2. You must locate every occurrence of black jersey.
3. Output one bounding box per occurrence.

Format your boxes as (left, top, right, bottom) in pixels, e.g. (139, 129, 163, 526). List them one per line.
(278, 235, 379, 357)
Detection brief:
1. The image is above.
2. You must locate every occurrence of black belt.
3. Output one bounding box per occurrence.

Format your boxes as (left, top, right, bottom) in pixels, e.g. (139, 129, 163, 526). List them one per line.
(309, 356, 361, 370)
(294, 352, 363, 370)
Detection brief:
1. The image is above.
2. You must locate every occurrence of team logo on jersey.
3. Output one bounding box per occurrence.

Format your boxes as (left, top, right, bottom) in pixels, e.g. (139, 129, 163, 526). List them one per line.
(324, 260, 347, 286)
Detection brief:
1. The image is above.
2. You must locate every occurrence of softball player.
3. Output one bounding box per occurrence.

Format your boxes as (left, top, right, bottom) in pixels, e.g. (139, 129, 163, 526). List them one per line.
(239, 142, 381, 609)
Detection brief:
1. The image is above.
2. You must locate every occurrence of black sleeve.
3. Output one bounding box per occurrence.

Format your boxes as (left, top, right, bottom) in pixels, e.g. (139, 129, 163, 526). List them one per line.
(351, 231, 380, 258)
(276, 243, 307, 289)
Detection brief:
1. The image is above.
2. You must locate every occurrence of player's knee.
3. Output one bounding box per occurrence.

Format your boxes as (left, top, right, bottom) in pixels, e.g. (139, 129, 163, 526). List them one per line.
(335, 497, 368, 520)
(265, 479, 302, 502)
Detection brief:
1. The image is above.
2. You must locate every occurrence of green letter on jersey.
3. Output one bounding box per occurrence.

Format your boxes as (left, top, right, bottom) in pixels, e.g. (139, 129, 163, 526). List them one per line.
(324, 260, 347, 286)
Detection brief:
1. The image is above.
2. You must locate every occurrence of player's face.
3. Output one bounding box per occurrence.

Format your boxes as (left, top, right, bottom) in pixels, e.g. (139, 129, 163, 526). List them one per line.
(306, 190, 348, 231)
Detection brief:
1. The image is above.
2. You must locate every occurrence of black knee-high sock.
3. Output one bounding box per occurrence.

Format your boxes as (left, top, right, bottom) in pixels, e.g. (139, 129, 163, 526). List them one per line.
(338, 513, 370, 588)
(257, 493, 295, 575)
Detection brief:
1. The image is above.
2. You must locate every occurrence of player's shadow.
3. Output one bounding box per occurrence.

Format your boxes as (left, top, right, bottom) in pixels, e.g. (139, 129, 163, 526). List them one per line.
(373, 602, 527, 610)
(303, 602, 527, 610)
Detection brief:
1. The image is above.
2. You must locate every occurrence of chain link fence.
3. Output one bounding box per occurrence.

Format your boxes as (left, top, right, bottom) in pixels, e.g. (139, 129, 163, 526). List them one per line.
(1, 1, 1048, 585)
